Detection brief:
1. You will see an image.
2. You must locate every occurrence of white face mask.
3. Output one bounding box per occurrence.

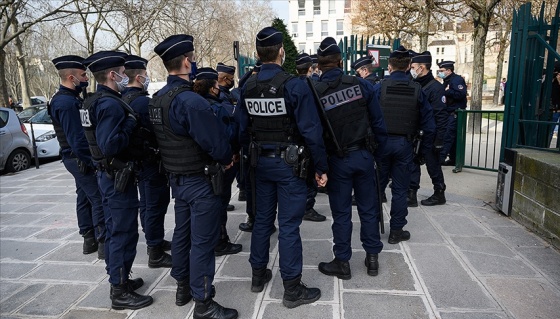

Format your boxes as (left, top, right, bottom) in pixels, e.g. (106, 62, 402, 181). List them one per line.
(139, 75, 150, 91)
(113, 71, 129, 92)
(410, 66, 422, 79)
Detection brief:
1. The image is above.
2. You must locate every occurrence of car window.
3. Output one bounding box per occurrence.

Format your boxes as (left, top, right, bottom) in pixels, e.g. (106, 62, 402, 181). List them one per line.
(0, 110, 8, 128)
(28, 109, 52, 124)
(18, 108, 36, 117)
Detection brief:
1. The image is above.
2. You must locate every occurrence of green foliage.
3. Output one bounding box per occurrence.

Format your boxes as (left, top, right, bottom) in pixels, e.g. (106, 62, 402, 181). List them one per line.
(272, 17, 297, 75)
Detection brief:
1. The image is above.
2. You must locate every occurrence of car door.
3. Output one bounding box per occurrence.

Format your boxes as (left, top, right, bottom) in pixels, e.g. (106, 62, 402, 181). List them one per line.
(0, 109, 13, 167)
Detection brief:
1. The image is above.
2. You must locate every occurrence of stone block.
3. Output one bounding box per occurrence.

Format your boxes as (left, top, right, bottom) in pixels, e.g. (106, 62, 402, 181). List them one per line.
(217, 253, 251, 278)
(0, 213, 49, 227)
(17, 284, 89, 317)
(512, 194, 544, 225)
(0, 262, 37, 279)
(404, 211, 445, 244)
(302, 240, 335, 268)
(32, 227, 76, 240)
(544, 209, 560, 238)
(469, 207, 517, 228)
(24, 263, 106, 283)
(0, 281, 23, 301)
(516, 246, 560, 284)
(0, 284, 46, 313)
(300, 216, 333, 240)
(0, 240, 59, 261)
(261, 302, 333, 319)
(451, 236, 516, 257)
(440, 312, 507, 319)
(461, 251, 536, 276)
(431, 214, 486, 236)
(42, 242, 100, 263)
(213, 280, 258, 319)
(60, 309, 127, 319)
(133, 289, 192, 319)
(0, 226, 44, 239)
(491, 225, 545, 248)
(344, 293, 429, 319)
(520, 175, 537, 198)
(485, 278, 560, 319)
(513, 171, 522, 191)
(235, 229, 278, 254)
(77, 283, 111, 309)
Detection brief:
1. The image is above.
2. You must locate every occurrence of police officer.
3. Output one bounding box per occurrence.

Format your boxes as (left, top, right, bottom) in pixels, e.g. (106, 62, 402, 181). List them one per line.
(81, 51, 152, 310)
(408, 51, 448, 206)
(377, 46, 435, 244)
(310, 54, 321, 81)
(49, 55, 106, 259)
(121, 55, 173, 268)
(312, 37, 387, 279)
(238, 27, 328, 308)
(437, 61, 467, 166)
(295, 53, 327, 222)
(152, 35, 238, 319)
(351, 55, 381, 85)
(193, 67, 242, 257)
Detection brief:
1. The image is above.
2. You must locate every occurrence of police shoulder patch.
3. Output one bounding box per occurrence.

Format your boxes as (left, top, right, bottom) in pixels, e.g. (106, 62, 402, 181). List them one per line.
(442, 96, 447, 104)
(458, 85, 464, 90)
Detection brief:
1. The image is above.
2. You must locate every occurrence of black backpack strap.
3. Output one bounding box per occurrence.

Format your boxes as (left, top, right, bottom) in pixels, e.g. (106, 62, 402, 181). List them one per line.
(122, 91, 148, 105)
(423, 79, 438, 91)
(269, 72, 294, 91)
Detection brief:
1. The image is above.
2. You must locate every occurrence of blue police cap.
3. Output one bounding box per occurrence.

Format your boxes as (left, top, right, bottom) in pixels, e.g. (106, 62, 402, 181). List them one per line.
(310, 54, 318, 64)
(317, 37, 341, 56)
(438, 60, 455, 68)
(256, 27, 283, 47)
(253, 60, 262, 72)
(351, 56, 373, 70)
(195, 67, 218, 81)
(124, 55, 148, 70)
(52, 55, 86, 70)
(389, 46, 410, 59)
(83, 51, 127, 73)
(154, 34, 194, 61)
(296, 53, 312, 66)
(216, 62, 235, 75)
(410, 51, 432, 64)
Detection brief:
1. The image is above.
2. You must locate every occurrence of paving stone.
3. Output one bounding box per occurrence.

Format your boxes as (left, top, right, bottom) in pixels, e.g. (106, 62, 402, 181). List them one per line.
(468, 207, 517, 227)
(9, 194, 74, 203)
(268, 267, 335, 302)
(24, 263, 106, 283)
(17, 284, 89, 316)
(0, 240, 59, 261)
(260, 301, 333, 319)
(350, 220, 396, 251)
(300, 216, 333, 240)
(408, 244, 497, 309)
(440, 312, 507, 319)
(0, 203, 33, 212)
(37, 213, 77, 228)
(302, 240, 334, 268)
(42, 242, 101, 263)
(486, 278, 560, 319)
(217, 253, 251, 278)
(343, 292, 429, 319)
(235, 230, 278, 253)
(133, 289, 191, 319)
(431, 214, 487, 236)
(213, 280, 256, 319)
(516, 246, 560, 285)
(77, 282, 111, 309)
(126, 266, 167, 295)
(0, 226, 44, 239)
(404, 211, 445, 244)
(60, 309, 128, 319)
(225, 213, 246, 244)
(32, 227, 76, 240)
(0, 262, 37, 279)
(0, 284, 46, 313)
(461, 251, 536, 276)
(450, 236, 516, 257)
(343, 251, 416, 292)
(156, 273, 179, 289)
(490, 225, 546, 248)
(0, 214, 18, 226)
(0, 282, 23, 302)
(0, 213, 49, 226)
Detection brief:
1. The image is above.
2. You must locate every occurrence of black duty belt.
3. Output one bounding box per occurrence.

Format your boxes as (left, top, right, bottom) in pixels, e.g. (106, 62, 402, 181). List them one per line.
(260, 150, 286, 158)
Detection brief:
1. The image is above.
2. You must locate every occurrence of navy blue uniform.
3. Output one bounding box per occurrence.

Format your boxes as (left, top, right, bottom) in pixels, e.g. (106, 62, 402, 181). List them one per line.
(440, 73, 467, 163)
(238, 64, 328, 280)
(377, 71, 435, 230)
(319, 68, 388, 261)
(49, 85, 105, 241)
(160, 76, 232, 301)
(410, 72, 447, 192)
(121, 87, 170, 248)
(88, 84, 138, 285)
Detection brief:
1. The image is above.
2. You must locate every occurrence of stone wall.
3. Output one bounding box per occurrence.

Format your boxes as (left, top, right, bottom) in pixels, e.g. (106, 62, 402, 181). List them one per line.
(512, 149, 560, 249)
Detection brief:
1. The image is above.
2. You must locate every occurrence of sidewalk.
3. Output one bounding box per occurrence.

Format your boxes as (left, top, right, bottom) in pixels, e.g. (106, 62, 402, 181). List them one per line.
(1, 161, 559, 319)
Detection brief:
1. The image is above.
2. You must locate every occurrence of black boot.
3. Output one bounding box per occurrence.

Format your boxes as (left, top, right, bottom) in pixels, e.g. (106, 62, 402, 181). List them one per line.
(238, 189, 247, 201)
(318, 258, 351, 280)
(82, 229, 98, 255)
(421, 189, 446, 206)
(176, 279, 192, 306)
(111, 283, 153, 310)
(193, 298, 238, 319)
(303, 208, 326, 222)
(388, 229, 411, 244)
(351, 195, 357, 206)
(97, 240, 105, 260)
(110, 278, 144, 299)
(251, 267, 272, 292)
(364, 253, 379, 276)
(148, 244, 173, 268)
(214, 238, 242, 256)
(407, 189, 418, 207)
(162, 239, 172, 251)
(227, 204, 235, 211)
(238, 216, 254, 232)
(282, 275, 321, 309)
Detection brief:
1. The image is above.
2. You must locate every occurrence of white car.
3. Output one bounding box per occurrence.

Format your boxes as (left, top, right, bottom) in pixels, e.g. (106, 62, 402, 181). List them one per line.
(24, 109, 60, 159)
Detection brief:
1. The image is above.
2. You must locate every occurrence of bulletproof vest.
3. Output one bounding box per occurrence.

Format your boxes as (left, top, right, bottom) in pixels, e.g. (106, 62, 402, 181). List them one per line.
(81, 90, 139, 162)
(122, 90, 159, 158)
(365, 74, 381, 85)
(379, 78, 421, 136)
(314, 74, 370, 152)
(48, 89, 81, 150)
(148, 84, 213, 175)
(244, 72, 301, 145)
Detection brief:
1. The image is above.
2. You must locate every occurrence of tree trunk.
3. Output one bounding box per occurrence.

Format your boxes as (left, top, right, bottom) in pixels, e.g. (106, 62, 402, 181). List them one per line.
(12, 21, 32, 109)
(469, 14, 492, 134)
(493, 41, 506, 105)
(0, 49, 8, 107)
(419, 11, 430, 51)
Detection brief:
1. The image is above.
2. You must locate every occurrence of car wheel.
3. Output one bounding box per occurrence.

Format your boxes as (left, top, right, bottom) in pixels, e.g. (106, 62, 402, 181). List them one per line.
(6, 149, 31, 172)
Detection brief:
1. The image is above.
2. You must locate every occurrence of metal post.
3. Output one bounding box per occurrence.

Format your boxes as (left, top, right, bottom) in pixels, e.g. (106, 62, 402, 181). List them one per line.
(29, 122, 39, 169)
(453, 109, 467, 173)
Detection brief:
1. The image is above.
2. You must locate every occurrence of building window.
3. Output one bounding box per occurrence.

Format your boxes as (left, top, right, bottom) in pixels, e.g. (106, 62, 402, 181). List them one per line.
(313, 0, 320, 15)
(306, 21, 313, 38)
(344, 0, 352, 13)
(321, 20, 328, 37)
(298, 0, 305, 16)
(442, 47, 445, 54)
(292, 22, 298, 38)
(329, 0, 335, 14)
(336, 19, 343, 36)
(314, 42, 321, 52)
(437, 48, 440, 54)
(299, 43, 306, 53)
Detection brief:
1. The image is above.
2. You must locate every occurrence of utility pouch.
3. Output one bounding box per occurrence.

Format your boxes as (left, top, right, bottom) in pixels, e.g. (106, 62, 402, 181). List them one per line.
(205, 163, 224, 196)
(114, 161, 134, 193)
(298, 157, 309, 179)
(249, 142, 259, 168)
(365, 133, 378, 154)
(284, 145, 299, 166)
(77, 159, 90, 175)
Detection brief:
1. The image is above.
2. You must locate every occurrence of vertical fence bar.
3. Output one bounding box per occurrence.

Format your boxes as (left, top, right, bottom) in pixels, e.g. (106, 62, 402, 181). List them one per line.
(453, 109, 467, 173)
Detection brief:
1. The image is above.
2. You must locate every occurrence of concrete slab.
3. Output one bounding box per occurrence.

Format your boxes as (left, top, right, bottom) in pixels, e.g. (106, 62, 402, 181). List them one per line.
(16, 284, 89, 317)
(213, 280, 257, 319)
(461, 251, 536, 276)
(491, 225, 547, 248)
(486, 278, 560, 319)
(133, 289, 191, 319)
(0, 239, 59, 261)
(77, 283, 111, 309)
(260, 301, 333, 319)
(0, 283, 46, 314)
(0, 213, 49, 226)
(32, 227, 76, 240)
(440, 312, 507, 319)
(24, 263, 106, 283)
(516, 246, 560, 286)
(0, 262, 37, 279)
(467, 207, 517, 228)
(302, 240, 334, 268)
(0, 226, 44, 239)
(60, 309, 128, 319)
(404, 211, 445, 244)
(342, 292, 429, 319)
(0, 281, 23, 301)
(42, 242, 101, 263)
(217, 253, 251, 278)
(299, 217, 333, 240)
(431, 214, 487, 236)
(450, 236, 516, 258)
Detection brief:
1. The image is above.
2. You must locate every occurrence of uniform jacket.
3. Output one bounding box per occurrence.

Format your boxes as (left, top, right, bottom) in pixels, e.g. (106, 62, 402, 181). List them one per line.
(415, 72, 448, 147)
(442, 72, 467, 111)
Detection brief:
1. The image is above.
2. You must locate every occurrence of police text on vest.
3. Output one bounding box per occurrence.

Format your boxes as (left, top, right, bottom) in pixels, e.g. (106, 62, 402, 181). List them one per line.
(245, 98, 287, 116)
(320, 85, 363, 111)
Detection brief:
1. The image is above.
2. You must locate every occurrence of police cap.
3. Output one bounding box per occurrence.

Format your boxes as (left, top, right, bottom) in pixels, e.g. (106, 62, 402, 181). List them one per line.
(124, 55, 148, 70)
(195, 67, 218, 81)
(83, 51, 127, 73)
(317, 37, 341, 56)
(256, 27, 283, 47)
(351, 56, 373, 70)
(438, 60, 455, 69)
(389, 45, 410, 59)
(154, 34, 194, 61)
(310, 54, 318, 64)
(296, 53, 312, 66)
(253, 60, 262, 72)
(52, 55, 86, 70)
(216, 62, 235, 75)
(410, 51, 432, 64)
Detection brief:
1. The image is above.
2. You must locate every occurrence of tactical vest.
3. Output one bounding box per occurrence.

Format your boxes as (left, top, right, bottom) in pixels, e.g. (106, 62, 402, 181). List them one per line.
(380, 78, 421, 136)
(81, 90, 139, 163)
(122, 90, 159, 159)
(314, 74, 370, 152)
(148, 84, 212, 175)
(244, 72, 301, 145)
(48, 89, 81, 150)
